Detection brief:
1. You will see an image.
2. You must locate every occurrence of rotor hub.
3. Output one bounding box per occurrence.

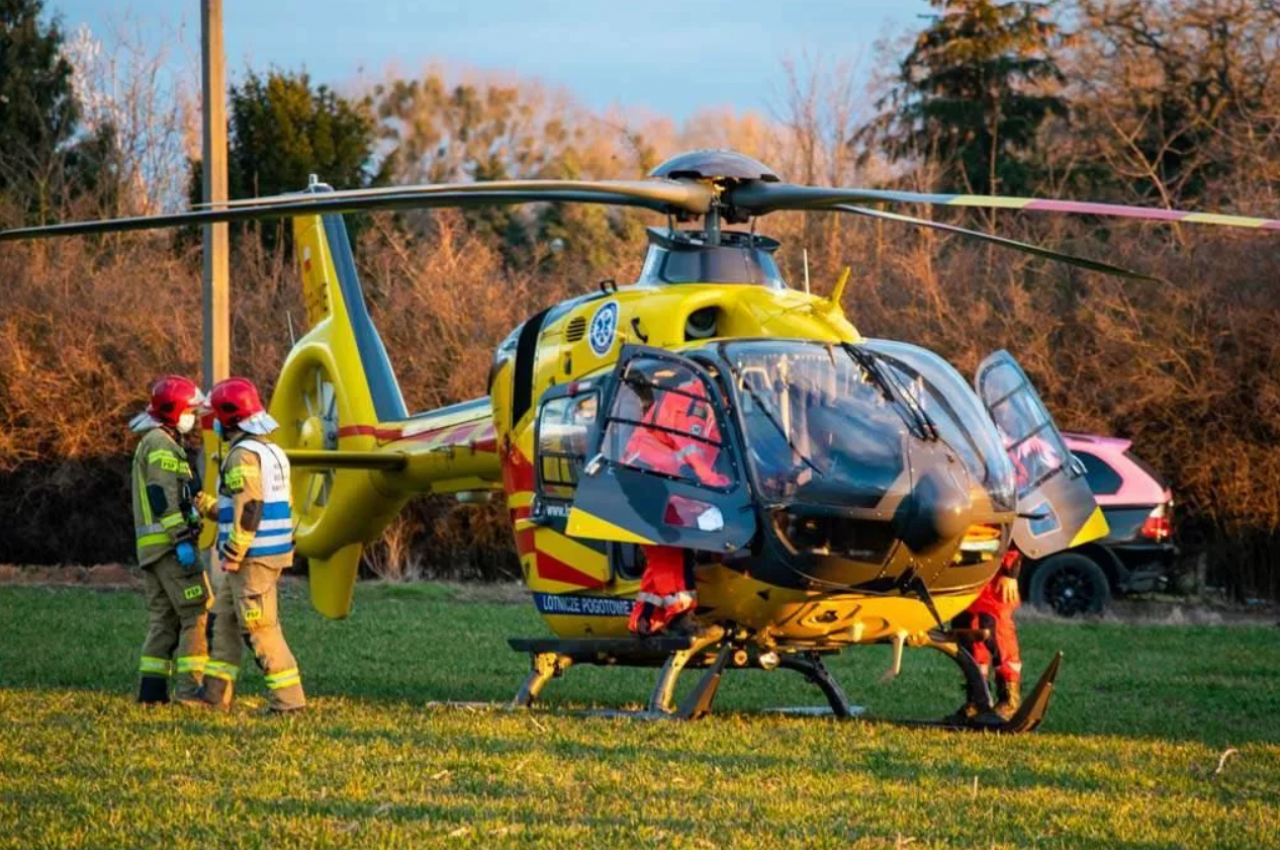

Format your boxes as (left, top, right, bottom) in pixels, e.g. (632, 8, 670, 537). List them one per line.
(649, 149, 779, 185)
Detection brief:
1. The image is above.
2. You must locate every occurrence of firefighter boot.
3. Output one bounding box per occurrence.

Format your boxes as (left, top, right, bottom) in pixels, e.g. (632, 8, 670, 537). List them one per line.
(993, 677, 1022, 721)
(943, 679, 986, 726)
(199, 669, 235, 711)
(137, 675, 170, 705)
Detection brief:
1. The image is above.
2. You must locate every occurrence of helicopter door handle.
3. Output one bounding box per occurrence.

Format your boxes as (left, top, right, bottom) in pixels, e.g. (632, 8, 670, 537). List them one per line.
(1067, 453, 1087, 478)
(631, 317, 649, 343)
(584, 453, 606, 477)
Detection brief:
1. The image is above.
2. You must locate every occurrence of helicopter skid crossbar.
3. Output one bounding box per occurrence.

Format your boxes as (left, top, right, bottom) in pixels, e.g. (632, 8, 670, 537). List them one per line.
(508, 629, 860, 720)
(507, 631, 1060, 731)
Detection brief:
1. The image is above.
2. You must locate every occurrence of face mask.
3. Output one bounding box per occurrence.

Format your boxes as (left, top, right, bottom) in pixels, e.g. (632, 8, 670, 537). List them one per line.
(177, 412, 197, 434)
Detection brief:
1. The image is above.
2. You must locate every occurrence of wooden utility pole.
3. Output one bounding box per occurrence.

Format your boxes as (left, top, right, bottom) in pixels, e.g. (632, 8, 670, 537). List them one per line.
(201, 0, 230, 388)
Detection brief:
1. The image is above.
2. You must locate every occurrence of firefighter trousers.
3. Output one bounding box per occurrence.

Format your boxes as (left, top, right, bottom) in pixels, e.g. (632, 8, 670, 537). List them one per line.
(954, 578, 1022, 683)
(139, 552, 213, 701)
(629, 545, 697, 635)
(202, 560, 305, 711)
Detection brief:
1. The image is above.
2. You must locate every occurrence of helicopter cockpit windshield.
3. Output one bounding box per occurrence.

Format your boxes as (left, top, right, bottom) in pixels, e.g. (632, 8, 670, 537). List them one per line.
(721, 341, 907, 507)
(719, 340, 1016, 514)
(637, 227, 786, 289)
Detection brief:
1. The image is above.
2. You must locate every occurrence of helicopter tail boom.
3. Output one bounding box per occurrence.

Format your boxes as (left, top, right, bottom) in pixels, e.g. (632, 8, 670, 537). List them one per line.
(273, 209, 499, 619)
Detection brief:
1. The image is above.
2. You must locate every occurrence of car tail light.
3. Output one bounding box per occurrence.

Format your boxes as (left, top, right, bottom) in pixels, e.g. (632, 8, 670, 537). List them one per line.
(1140, 502, 1172, 540)
(664, 495, 724, 532)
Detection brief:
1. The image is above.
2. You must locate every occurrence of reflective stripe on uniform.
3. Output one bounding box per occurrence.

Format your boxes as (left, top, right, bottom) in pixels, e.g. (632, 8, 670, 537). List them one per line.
(673, 444, 699, 461)
(636, 590, 696, 608)
(265, 668, 301, 690)
(175, 655, 208, 674)
(139, 656, 173, 676)
(204, 661, 239, 682)
(217, 504, 292, 522)
(222, 465, 259, 490)
(159, 511, 186, 530)
(135, 465, 155, 525)
(147, 449, 190, 475)
(215, 505, 293, 558)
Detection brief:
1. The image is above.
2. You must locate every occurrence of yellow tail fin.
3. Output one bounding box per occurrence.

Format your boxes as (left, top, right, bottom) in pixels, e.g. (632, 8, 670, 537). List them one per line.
(271, 204, 410, 618)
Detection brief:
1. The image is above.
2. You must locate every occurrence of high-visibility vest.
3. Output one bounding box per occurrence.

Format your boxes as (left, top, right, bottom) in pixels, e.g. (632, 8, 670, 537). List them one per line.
(216, 438, 294, 560)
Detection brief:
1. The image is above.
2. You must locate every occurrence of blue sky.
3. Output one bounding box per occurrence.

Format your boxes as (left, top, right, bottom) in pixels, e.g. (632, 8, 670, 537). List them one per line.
(47, 0, 928, 118)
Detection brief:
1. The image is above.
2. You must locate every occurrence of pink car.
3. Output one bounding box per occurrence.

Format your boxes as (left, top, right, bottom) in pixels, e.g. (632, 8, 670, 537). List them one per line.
(1019, 433, 1176, 616)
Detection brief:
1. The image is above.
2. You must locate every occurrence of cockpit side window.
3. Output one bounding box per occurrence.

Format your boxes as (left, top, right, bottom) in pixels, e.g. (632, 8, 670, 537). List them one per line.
(600, 357, 735, 491)
(981, 361, 1071, 496)
(536, 391, 600, 500)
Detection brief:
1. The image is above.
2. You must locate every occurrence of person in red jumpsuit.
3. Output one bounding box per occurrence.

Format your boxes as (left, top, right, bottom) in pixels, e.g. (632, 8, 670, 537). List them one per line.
(952, 545, 1024, 721)
(622, 377, 727, 637)
(949, 424, 1056, 721)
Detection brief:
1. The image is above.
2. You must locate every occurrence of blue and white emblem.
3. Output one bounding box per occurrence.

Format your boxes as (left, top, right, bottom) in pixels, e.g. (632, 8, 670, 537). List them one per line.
(588, 301, 619, 356)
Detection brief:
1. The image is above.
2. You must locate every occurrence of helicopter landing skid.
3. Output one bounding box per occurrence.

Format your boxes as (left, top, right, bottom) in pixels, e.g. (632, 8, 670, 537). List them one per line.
(882, 639, 1063, 734)
(508, 629, 862, 721)
(507, 630, 1060, 732)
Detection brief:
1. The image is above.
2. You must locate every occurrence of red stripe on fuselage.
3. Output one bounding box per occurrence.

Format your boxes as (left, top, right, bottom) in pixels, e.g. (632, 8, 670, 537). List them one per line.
(337, 421, 498, 449)
(535, 550, 606, 589)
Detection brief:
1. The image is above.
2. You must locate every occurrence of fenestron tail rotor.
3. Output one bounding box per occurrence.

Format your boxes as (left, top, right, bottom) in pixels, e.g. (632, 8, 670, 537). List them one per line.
(296, 365, 339, 520)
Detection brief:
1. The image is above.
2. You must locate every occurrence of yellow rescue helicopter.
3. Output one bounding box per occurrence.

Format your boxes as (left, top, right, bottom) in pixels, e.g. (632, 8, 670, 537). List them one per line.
(5, 150, 1272, 729)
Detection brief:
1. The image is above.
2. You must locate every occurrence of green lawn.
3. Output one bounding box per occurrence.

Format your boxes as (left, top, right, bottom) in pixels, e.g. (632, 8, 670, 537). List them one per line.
(1, 582, 1277, 849)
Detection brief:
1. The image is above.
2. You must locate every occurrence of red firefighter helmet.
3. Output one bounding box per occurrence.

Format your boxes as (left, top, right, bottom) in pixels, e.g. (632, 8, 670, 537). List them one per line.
(130, 375, 206, 432)
(209, 377, 278, 435)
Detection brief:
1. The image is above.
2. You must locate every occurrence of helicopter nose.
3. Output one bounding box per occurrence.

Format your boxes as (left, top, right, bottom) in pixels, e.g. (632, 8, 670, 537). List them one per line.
(899, 463, 973, 555)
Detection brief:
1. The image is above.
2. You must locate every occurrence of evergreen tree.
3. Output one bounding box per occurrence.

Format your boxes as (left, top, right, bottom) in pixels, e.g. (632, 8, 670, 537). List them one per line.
(0, 0, 79, 219)
(866, 0, 1069, 195)
(190, 69, 381, 249)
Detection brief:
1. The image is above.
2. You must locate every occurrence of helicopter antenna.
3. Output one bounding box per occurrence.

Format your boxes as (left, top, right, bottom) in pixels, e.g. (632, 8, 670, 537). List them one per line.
(803, 249, 811, 295)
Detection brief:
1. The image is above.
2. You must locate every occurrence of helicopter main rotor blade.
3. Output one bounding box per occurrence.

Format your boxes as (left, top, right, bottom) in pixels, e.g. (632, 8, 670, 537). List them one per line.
(0, 179, 714, 242)
(832, 204, 1162, 282)
(728, 182, 1280, 232)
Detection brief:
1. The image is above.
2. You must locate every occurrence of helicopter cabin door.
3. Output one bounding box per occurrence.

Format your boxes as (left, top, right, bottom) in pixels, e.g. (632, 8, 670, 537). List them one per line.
(566, 345, 757, 553)
(975, 350, 1108, 559)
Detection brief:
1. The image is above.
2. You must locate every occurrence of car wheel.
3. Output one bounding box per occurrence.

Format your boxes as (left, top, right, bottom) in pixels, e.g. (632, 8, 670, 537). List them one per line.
(1028, 553, 1112, 617)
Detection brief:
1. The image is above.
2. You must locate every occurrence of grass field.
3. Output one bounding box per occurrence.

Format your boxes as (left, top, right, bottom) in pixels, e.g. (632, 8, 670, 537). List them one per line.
(1, 582, 1278, 849)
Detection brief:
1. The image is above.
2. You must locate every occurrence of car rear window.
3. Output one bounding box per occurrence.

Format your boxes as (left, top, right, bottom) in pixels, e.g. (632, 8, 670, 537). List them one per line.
(1074, 449, 1122, 495)
(1123, 449, 1168, 490)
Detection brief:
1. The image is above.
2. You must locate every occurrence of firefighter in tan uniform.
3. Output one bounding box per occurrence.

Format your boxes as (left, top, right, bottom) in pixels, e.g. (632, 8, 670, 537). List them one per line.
(199, 377, 305, 713)
(129, 376, 216, 704)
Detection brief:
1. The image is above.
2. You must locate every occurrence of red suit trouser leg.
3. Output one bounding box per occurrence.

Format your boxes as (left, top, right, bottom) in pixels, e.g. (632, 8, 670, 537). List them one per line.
(629, 545, 696, 635)
(954, 578, 1022, 683)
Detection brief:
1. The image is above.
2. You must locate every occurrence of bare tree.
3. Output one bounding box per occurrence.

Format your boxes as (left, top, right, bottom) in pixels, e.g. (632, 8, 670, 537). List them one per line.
(62, 14, 197, 215)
